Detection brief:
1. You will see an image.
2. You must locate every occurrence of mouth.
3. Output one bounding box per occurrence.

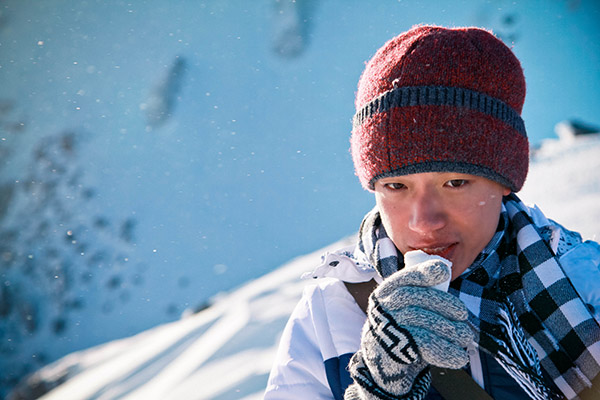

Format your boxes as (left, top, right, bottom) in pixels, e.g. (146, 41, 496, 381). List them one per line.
(409, 243, 458, 260)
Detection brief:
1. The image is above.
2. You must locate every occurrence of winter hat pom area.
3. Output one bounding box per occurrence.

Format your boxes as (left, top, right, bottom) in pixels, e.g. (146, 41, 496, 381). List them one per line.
(351, 25, 529, 192)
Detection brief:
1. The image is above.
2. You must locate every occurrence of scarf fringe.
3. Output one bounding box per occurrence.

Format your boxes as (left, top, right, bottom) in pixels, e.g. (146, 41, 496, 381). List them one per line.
(494, 299, 561, 400)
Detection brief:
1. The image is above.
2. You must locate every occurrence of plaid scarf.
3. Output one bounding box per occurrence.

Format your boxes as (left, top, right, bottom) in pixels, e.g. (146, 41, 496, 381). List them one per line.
(354, 194, 600, 399)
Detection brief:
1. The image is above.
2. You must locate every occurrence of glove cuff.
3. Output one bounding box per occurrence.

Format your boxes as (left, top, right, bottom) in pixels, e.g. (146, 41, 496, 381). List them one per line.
(367, 296, 420, 365)
(347, 350, 431, 400)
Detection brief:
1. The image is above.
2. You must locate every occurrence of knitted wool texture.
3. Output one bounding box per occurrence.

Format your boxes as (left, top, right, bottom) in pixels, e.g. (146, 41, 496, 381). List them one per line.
(347, 260, 473, 399)
(351, 25, 529, 192)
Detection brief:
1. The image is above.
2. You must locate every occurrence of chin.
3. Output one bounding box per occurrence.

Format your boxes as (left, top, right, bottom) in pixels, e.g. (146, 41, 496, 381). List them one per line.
(450, 261, 468, 280)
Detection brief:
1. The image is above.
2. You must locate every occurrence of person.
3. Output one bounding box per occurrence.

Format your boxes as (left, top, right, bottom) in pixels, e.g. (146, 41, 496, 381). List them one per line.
(264, 25, 600, 400)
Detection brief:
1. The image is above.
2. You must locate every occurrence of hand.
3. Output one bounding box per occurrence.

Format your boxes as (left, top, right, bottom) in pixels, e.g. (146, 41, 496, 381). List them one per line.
(346, 259, 474, 399)
(371, 259, 473, 368)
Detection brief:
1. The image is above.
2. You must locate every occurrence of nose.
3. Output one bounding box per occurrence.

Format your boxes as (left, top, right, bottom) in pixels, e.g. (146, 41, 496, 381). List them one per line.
(407, 190, 447, 234)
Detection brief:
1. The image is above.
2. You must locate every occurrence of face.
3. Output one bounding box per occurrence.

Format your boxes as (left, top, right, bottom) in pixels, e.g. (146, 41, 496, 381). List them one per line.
(374, 172, 510, 280)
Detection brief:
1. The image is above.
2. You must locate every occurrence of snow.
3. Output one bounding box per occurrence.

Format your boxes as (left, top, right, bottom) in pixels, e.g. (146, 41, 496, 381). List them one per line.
(9, 134, 600, 399)
(16, 235, 355, 400)
(1, 0, 600, 397)
(522, 134, 600, 242)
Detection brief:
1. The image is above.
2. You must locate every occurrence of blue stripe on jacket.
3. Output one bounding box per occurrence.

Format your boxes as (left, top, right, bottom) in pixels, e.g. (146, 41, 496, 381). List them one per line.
(324, 353, 354, 400)
(325, 350, 535, 399)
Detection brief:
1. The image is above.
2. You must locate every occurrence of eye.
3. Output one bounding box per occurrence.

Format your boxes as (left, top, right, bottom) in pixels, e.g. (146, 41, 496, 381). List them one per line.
(383, 182, 406, 190)
(445, 179, 469, 188)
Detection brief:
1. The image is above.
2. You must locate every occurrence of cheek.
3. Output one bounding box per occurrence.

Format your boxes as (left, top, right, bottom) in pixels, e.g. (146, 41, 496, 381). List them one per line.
(460, 195, 503, 245)
(462, 193, 502, 219)
(376, 197, 407, 238)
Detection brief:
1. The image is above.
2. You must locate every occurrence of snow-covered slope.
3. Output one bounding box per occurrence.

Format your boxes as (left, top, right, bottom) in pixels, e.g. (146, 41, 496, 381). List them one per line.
(9, 235, 356, 400)
(2, 2, 600, 397)
(9, 134, 600, 400)
(520, 134, 600, 242)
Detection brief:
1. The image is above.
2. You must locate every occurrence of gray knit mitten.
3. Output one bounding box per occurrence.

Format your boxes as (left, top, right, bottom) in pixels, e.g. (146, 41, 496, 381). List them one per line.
(345, 260, 474, 400)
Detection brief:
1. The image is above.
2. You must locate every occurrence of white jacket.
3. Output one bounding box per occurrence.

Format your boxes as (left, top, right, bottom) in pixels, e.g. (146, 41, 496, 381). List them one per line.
(264, 206, 600, 399)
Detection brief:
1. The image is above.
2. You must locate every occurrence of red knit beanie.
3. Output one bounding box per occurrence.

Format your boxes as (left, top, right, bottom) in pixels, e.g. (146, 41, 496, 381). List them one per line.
(351, 25, 528, 192)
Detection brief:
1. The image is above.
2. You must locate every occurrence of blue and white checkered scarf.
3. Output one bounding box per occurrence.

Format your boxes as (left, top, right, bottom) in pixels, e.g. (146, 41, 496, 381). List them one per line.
(355, 194, 600, 399)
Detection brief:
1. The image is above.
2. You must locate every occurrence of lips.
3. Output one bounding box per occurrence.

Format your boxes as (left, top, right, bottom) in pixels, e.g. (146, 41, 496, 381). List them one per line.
(409, 242, 458, 260)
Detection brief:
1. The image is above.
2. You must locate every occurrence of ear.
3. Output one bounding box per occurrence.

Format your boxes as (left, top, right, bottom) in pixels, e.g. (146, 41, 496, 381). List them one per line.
(502, 186, 511, 196)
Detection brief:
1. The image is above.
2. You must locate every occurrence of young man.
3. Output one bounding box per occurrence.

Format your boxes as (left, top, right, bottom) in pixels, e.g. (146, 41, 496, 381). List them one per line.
(265, 25, 600, 400)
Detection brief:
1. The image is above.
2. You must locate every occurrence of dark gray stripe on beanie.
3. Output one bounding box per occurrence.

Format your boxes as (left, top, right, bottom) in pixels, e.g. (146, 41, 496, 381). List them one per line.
(368, 160, 517, 191)
(353, 85, 526, 137)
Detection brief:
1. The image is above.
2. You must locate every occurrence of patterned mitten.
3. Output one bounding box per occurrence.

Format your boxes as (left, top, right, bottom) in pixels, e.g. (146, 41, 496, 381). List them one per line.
(345, 260, 474, 400)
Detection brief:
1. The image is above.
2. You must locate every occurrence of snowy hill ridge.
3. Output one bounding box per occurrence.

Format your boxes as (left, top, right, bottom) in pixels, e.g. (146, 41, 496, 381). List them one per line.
(10, 236, 357, 400)
(9, 133, 600, 400)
